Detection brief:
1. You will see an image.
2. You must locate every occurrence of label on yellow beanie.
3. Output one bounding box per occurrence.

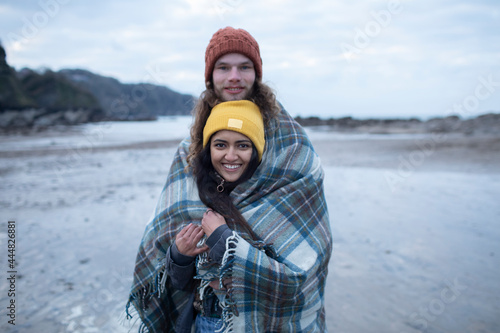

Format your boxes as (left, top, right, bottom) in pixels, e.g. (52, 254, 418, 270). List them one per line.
(227, 118, 243, 129)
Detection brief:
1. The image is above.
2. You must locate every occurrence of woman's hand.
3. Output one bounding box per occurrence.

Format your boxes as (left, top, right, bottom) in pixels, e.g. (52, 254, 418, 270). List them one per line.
(201, 209, 226, 237)
(175, 223, 208, 256)
(209, 277, 232, 291)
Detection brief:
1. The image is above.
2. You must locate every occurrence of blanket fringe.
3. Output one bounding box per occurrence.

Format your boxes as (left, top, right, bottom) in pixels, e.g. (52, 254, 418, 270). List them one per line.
(125, 296, 150, 333)
(126, 256, 168, 328)
(121, 300, 143, 333)
(215, 232, 240, 333)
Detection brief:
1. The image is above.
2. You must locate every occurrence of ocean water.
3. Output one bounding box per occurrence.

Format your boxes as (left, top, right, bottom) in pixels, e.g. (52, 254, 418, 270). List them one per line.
(0, 116, 193, 152)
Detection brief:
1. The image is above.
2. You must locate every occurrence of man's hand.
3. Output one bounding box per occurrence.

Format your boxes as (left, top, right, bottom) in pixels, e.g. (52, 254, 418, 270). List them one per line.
(201, 209, 227, 237)
(175, 223, 208, 256)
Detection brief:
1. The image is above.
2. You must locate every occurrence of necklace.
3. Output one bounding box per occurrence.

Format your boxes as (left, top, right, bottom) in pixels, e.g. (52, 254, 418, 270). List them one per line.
(212, 171, 226, 193)
(217, 177, 225, 192)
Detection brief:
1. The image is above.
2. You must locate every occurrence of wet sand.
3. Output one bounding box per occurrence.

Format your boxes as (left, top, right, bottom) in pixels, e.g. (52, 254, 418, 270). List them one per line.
(1, 122, 499, 332)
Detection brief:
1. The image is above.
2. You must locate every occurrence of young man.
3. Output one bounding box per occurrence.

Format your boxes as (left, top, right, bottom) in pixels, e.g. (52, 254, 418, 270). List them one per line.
(127, 27, 332, 333)
(205, 26, 262, 101)
(186, 27, 281, 166)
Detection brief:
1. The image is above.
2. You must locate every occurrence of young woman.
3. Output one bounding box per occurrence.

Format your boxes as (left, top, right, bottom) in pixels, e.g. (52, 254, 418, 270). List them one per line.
(166, 100, 266, 332)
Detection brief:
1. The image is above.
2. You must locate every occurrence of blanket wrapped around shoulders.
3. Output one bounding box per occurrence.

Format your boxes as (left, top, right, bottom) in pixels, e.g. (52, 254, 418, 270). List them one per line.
(126, 107, 332, 332)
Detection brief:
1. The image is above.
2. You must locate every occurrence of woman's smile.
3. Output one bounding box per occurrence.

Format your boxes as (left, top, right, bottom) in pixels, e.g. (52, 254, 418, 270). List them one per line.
(223, 163, 241, 170)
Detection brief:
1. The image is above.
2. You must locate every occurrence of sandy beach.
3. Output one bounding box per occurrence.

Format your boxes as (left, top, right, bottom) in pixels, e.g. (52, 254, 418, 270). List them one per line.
(1, 118, 499, 332)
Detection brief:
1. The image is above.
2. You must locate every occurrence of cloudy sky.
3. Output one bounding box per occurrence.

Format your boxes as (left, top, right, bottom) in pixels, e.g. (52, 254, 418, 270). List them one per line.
(1, 0, 499, 119)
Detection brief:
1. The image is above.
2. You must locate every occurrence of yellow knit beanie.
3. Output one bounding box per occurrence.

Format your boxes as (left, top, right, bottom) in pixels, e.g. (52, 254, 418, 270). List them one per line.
(203, 100, 265, 161)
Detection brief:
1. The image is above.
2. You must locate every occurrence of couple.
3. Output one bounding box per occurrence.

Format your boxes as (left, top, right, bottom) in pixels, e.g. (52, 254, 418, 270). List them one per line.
(127, 27, 332, 333)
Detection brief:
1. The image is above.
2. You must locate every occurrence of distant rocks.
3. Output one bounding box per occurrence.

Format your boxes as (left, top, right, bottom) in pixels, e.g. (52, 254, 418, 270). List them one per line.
(0, 43, 194, 131)
(2, 41, 498, 135)
(295, 113, 500, 136)
(59, 69, 195, 120)
(0, 46, 36, 110)
(0, 108, 102, 129)
(1, 44, 105, 130)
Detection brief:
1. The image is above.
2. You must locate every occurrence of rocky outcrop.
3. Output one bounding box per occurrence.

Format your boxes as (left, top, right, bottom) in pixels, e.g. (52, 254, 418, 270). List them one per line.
(17, 68, 101, 112)
(295, 113, 500, 135)
(0, 108, 103, 129)
(0, 44, 194, 130)
(59, 69, 195, 120)
(0, 44, 37, 110)
(1, 43, 104, 130)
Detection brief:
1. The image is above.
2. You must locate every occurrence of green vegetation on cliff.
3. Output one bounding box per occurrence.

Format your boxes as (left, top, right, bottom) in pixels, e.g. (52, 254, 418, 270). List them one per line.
(18, 69, 101, 111)
(0, 43, 194, 128)
(0, 44, 36, 110)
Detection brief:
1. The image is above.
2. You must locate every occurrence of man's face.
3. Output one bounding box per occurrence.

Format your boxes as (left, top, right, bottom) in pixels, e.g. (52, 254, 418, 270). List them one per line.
(212, 53, 256, 101)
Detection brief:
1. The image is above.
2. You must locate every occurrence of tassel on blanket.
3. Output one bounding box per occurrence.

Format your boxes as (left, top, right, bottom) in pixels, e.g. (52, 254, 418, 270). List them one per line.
(159, 268, 168, 295)
(126, 255, 168, 322)
(253, 240, 280, 261)
(212, 232, 240, 333)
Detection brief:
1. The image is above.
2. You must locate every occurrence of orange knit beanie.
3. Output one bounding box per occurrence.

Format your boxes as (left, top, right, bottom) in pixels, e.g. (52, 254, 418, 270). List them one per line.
(205, 27, 262, 83)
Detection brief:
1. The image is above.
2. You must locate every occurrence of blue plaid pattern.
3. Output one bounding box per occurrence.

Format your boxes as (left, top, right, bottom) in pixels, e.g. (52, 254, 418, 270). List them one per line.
(127, 107, 332, 332)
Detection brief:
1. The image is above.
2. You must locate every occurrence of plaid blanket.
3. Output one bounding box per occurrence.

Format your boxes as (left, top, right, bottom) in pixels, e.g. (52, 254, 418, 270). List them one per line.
(127, 107, 332, 332)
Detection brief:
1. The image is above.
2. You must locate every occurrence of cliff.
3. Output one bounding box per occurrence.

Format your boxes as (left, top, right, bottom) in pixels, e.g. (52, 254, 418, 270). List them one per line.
(0, 45, 37, 110)
(0, 44, 195, 130)
(59, 69, 194, 120)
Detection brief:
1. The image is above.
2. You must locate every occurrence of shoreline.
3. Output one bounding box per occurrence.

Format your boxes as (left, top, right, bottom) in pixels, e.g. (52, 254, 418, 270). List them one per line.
(2, 126, 499, 174)
(1, 123, 499, 332)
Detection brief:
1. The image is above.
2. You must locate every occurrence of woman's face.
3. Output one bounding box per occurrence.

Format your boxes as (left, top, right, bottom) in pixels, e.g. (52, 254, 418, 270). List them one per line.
(210, 130, 254, 183)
